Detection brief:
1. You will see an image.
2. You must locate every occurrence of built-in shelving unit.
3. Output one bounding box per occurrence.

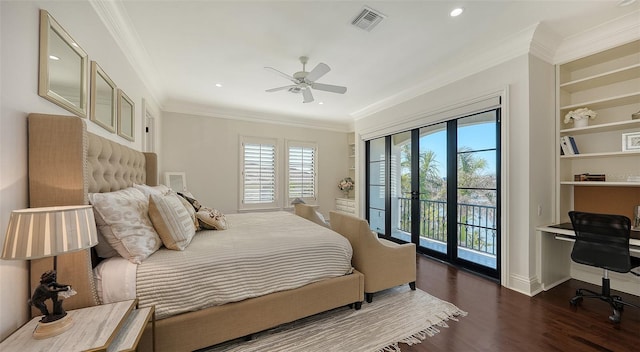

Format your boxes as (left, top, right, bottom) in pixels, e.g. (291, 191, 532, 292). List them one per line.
(556, 40, 640, 221)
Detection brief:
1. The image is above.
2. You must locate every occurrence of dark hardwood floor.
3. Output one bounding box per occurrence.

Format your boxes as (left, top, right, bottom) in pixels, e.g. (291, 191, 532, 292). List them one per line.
(402, 254, 640, 352)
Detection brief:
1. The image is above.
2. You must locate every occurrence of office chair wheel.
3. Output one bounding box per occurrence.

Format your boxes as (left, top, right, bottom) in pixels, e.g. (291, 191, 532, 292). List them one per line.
(609, 310, 622, 324)
(570, 296, 583, 306)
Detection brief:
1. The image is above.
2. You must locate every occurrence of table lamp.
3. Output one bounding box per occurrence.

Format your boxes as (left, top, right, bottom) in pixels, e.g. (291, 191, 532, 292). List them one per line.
(1, 205, 98, 339)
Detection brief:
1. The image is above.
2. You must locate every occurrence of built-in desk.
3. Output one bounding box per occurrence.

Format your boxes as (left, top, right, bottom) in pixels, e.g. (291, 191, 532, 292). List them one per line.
(536, 224, 640, 296)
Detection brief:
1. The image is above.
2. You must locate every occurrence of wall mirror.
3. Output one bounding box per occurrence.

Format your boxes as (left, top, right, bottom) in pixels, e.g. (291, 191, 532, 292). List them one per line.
(117, 89, 135, 141)
(165, 172, 187, 192)
(90, 61, 117, 133)
(39, 10, 88, 117)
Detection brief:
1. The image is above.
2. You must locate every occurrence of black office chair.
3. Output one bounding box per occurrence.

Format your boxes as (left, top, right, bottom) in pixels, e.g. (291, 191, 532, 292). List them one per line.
(568, 211, 640, 323)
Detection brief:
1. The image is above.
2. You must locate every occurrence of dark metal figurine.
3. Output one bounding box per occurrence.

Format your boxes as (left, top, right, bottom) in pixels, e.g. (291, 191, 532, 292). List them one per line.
(29, 270, 71, 323)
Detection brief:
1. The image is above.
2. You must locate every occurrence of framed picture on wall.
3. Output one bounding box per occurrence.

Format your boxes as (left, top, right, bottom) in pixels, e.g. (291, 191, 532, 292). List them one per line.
(117, 89, 135, 141)
(622, 132, 640, 152)
(90, 61, 117, 133)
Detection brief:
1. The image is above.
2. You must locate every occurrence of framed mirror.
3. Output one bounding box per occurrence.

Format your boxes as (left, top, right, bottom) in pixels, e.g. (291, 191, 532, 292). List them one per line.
(165, 172, 188, 192)
(117, 89, 135, 141)
(90, 61, 117, 133)
(38, 10, 88, 118)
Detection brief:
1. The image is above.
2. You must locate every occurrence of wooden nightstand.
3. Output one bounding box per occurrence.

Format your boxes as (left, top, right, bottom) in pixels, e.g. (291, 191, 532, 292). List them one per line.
(0, 299, 155, 352)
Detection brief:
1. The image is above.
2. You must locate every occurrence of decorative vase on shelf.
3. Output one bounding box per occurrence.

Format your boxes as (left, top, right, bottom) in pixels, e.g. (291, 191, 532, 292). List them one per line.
(342, 190, 350, 198)
(573, 119, 588, 128)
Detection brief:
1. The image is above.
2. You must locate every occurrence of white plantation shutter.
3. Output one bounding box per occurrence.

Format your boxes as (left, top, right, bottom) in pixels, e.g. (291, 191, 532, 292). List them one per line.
(287, 142, 317, 201)
(242, 140, 277, 206)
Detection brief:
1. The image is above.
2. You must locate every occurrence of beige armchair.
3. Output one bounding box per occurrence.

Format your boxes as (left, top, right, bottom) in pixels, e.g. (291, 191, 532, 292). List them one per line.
(329, 211, 416, 303)
(294, 203, 329, 228)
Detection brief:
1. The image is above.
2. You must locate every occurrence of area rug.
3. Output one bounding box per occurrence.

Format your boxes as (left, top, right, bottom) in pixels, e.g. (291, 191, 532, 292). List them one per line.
(202, 285, 467, 352)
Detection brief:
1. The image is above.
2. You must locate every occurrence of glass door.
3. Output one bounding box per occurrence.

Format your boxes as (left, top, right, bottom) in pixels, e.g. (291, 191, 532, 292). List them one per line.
(366, 108, 501, 279)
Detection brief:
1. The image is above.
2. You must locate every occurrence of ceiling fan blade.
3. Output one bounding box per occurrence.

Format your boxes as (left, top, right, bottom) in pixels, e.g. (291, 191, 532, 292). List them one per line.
(305, 63, 330, 82)
(264, 67, 297, 83)
(311, 82, 347, 94)
(265, 85, 296, 92)
(302, 88, 314, 103)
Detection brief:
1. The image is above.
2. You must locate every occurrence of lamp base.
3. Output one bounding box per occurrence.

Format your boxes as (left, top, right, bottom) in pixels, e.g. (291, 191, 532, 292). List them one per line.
(32, 314, 73, 339)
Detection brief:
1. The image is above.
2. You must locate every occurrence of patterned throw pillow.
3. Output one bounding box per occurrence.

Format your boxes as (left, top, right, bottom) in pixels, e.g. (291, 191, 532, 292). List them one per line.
(196, 207, 229, 230)
(177, 192, 202, 212)
(134, 183, 171, 197)
(148, 193, 197, 250)
(89, 187, 162, 264)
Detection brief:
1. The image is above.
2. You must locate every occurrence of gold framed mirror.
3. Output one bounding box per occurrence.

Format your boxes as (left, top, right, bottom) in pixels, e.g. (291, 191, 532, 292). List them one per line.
(90, 61, 117, 133)
(38, 10, 88, 118)
(117, 89, 135, 141)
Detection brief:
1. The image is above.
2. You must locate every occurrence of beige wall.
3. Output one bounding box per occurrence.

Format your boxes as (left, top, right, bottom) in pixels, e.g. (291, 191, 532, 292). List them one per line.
(0, 1, 160, 339)
(161, 111, 349, 217)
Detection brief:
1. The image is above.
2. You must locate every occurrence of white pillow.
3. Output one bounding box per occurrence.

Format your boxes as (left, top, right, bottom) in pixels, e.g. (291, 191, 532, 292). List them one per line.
(89, 188, 162, 264)
(148, 193, 197, 250)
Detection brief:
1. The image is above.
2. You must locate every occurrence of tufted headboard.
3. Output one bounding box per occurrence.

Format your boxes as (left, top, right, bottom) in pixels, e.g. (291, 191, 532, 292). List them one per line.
(27, 113, 157, 312)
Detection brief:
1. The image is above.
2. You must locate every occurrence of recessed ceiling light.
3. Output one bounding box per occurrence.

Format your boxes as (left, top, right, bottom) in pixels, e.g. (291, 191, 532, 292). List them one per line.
(49, 55, 60, 60)
(215, 83, 222, 88)
(319, 102, 324, 105)
(618, 0, 636, 6)
(450, 7, 464, 17)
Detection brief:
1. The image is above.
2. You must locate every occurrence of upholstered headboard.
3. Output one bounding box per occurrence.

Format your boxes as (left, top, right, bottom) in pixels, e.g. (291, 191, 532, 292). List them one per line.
(27, 113, 158, 312)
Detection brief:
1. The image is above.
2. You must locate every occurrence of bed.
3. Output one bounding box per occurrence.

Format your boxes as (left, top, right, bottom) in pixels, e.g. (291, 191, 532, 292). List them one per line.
(26, 113, 364, 352)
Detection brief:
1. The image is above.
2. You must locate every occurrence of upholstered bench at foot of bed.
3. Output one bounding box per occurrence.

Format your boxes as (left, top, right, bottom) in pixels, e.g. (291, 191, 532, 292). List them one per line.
(138, 270, 364, 352)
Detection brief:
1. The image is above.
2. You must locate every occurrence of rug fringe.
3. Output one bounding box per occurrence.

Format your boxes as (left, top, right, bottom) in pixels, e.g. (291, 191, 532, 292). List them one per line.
(376, 307, 468, 351)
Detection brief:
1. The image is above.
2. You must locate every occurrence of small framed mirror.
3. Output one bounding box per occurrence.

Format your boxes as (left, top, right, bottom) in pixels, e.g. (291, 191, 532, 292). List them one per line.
(165, 172, 187, 192)
(90, 61, 117, 133)
(38, 10, 88, 118)
(117, 89, 135, 141)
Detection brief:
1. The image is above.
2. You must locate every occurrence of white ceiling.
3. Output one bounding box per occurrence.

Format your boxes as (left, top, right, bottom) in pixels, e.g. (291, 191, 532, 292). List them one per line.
(96, 1, 639, 129)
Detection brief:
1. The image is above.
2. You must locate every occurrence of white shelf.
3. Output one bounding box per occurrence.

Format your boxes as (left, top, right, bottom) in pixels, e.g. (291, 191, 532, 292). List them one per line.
(560, 119, 640, 135)
(559, 64, 640, 93)
(560, 150, 640, 159)
(559, 91, 640, 112)
(560, 181, 640, 187)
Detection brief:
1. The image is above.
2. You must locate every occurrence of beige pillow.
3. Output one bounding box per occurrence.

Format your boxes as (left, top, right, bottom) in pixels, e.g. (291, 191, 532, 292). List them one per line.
(177, 195, 200, 230)
(92, 211, 119, 258)
(196, 207, 229, 230)
(89, 188, 162, 264)
(134, 183, 171, 197)
(149, 193, 197, 250)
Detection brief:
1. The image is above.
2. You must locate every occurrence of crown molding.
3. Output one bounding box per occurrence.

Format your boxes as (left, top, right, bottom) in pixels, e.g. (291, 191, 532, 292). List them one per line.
(553, 9, 640, 64)
(351, 24, 537, 120)
(89, 0, 165, 107)
(529, 22, 563, 63)
(163, 100, 352, 133)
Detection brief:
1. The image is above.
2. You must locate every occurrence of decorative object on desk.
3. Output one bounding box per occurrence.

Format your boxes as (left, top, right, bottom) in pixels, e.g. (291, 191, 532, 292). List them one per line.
(564, 107, 596, 128)
(1, 205, 98, 339)
(632, 109, 640, 120)
(574, 173, 606, 182)
(338, 177, 354, 198)
(621, 132, 640, 151)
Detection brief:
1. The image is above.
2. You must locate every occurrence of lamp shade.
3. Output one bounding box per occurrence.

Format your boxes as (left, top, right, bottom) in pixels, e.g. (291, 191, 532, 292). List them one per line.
(2, 205, 98, 260)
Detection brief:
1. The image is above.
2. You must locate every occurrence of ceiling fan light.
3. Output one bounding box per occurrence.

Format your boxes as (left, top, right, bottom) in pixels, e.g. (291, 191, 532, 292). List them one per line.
(450, 8, 464, 17)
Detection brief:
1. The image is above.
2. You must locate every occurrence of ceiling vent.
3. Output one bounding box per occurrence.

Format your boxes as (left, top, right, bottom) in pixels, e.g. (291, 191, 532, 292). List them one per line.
(351, 6, 386, 32)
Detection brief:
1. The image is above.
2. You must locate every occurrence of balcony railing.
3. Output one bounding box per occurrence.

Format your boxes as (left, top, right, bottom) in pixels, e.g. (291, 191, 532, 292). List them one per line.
(398, 197, 496, 256)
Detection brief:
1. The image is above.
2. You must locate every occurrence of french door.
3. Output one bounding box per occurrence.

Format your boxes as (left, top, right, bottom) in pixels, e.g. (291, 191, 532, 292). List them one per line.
(366, 109, 501, 279)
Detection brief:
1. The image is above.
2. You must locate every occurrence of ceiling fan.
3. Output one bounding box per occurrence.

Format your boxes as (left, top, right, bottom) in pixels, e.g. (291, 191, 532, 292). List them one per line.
(265, 56, 347, 103)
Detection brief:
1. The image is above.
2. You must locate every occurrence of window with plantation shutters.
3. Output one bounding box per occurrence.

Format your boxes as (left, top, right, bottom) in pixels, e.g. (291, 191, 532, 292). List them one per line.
(241, 138, 278, 208)
(287, 141, 317, 201)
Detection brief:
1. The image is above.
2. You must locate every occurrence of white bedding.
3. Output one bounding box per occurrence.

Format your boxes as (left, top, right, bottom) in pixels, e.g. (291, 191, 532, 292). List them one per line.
(95, 211, 353, 319)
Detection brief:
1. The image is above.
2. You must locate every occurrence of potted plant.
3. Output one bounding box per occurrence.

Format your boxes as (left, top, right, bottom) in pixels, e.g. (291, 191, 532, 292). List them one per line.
(564, 108, 597, 128)
(338, 177, 354, 198)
